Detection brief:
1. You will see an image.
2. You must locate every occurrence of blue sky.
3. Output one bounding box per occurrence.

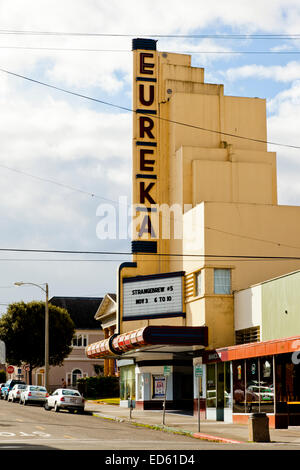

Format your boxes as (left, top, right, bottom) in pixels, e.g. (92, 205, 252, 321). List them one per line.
(1, 0, 300, 311)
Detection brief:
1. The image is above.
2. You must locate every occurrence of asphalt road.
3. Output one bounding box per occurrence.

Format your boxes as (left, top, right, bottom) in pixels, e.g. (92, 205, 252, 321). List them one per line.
(0, 398, 296, 454)
(0, 398, 220, 451)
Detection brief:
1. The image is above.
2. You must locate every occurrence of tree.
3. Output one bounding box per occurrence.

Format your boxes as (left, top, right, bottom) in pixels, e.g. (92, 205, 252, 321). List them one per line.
(0, 301, 75, 383)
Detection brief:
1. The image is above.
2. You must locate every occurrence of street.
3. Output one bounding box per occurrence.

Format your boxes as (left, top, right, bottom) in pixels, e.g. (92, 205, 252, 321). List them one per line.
(0, 399, 299, 452)
(0, 398, 218, 451)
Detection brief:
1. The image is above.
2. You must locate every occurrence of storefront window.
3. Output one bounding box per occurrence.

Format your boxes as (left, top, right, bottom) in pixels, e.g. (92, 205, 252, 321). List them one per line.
(206, 364, 216, 407)
(224, 362, 231, 408)
(246, 358, 259, 413)
(120, 365, 136, 401)
(137, 374, 143, 401)
(233, 360, 246, 413)
(276, 353, 300, 404)
(259, 356, 274, 414)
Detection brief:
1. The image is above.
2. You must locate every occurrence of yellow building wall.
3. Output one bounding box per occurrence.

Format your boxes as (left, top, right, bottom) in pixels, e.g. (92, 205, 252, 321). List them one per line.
(120, 44, 300, 348)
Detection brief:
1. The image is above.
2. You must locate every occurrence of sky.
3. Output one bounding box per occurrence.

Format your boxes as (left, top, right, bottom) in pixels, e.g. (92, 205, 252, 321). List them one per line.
(1, 0, 300, 312)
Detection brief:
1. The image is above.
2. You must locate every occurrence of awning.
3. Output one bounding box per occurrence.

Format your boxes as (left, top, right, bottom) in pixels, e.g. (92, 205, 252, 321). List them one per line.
(203, 334, 300, 363)
(86, 325, 208, 359)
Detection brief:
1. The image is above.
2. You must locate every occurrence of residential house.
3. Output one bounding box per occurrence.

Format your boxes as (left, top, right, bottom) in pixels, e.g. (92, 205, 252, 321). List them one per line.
(36, 296, 104, 390)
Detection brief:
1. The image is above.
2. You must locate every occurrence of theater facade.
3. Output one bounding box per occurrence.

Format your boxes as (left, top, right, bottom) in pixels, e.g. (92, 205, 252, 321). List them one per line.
(86, 38, 300, 427)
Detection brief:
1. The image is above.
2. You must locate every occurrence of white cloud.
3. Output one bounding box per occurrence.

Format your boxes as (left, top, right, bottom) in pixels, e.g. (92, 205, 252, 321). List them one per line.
(267, 81, 300, 205)
(1, 0, 300, 305)
(221, 62, 300, 84)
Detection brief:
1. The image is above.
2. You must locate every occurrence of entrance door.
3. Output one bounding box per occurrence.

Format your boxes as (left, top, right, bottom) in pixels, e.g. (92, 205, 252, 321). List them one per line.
(173, 363, 193, 412)
(72, 369, 82, 387)
(216, 362, 224, 421)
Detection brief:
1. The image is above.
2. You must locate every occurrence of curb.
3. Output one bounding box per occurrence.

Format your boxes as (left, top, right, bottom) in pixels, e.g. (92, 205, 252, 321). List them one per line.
(192, 432, 242, 444)
(91, 411, 243, 444)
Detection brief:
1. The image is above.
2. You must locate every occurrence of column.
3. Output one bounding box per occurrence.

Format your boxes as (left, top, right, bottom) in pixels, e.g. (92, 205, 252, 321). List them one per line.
(104, 328, 109, 376)
(108, 327, 115, 376)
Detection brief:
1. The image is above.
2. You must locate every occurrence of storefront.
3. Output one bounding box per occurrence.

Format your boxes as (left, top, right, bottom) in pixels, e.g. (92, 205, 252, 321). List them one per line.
(202, 335, 300, 428)
(86, 325, 208, 411)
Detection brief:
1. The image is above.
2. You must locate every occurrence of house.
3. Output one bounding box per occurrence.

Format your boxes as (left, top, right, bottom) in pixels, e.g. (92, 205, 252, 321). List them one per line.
(38, 296, 104, 390)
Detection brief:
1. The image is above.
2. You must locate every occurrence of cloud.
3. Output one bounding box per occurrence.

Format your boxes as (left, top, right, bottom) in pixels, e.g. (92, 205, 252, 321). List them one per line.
(220, 62, 300, 84)
(266, 81, 300, 205)
(1, 0, 300, 306)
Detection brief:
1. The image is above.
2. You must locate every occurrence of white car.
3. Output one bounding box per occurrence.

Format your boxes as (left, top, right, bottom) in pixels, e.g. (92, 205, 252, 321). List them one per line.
(44, 388, 85, 413)
(20, 385, 49, 406)
(7, 384, 27, 402)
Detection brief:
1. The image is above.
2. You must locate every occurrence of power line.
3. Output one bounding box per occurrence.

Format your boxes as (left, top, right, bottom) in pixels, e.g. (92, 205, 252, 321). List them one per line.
(1, 30, 300, 39)
(0, 66, 299, 259)
(0, 66, 299, 150)
(0, 257, 298, 263)
(1, 46, 300, 54)
(0, 161, 124, 205)
(0, 247, 300, 260)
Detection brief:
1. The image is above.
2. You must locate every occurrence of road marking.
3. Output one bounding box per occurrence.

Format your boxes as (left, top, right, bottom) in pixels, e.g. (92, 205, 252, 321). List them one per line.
(35, 426, 45, 430)
(64, 435, 74, 439)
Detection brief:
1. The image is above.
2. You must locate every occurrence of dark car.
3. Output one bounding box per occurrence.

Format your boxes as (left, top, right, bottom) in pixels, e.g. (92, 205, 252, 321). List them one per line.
(2, 379, 26, 400)
(0, 383, 6, 399)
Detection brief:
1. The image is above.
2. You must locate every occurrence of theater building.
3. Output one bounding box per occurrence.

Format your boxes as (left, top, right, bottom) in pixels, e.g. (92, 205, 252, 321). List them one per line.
(86, 38, 300, 424)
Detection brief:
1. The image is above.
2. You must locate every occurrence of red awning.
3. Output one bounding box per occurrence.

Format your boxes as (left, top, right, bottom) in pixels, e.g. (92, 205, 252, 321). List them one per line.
(86, 325, 208, 359)
(203, 334, 300, 363)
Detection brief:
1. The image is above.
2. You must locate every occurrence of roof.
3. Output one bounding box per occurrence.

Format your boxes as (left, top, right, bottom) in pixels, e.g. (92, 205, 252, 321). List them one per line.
(49, 296, 103, 329)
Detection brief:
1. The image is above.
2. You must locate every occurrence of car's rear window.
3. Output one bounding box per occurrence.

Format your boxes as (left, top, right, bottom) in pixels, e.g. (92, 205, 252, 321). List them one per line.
(62, 390, 80, 396)
(29, 386, 46, 391)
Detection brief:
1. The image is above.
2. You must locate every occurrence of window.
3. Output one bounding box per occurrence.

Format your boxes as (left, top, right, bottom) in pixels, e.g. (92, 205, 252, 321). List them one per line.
(206, 364, 216, 407)
(120, 365, 136, 401)
(214, 268, 231, 294)
(195, 270, 202, 296)
(233, 360, 246, 413)
(72, 333, 88, 347)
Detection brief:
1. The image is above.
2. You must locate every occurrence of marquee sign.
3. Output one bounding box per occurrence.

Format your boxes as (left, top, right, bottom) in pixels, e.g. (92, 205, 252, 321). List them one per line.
(122, 271, 184, 321)
(132, 38, 159, 247)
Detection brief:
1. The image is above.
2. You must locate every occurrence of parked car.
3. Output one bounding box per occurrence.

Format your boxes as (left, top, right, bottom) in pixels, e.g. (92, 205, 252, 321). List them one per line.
(20, 385, 48, 406)
(0, 383, 6, 399)
(7, 384, 27, 402)
(44, 388, 85, 413)
(1, 379, 26, 400)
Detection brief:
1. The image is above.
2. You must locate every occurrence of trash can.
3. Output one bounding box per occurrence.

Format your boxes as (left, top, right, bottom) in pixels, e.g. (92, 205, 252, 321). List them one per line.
(248, 413, 270, 442)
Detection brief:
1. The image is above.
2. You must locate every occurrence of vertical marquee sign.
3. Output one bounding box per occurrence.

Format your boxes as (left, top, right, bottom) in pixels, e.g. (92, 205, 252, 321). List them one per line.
(132, 38, 159, 254)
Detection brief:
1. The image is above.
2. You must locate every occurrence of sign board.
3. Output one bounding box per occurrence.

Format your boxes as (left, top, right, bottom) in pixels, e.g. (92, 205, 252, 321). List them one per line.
(164, 365, 171, 376)
(153, 376, 166, 398)
(132, 38, 159, 243)
(6, 365, 14, 374)
(195, 365, 203, 377)
(123, 271, 184, 321)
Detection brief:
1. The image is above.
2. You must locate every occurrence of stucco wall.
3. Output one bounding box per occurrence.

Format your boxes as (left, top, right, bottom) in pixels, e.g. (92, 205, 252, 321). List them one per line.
(261, 271, 300, 341)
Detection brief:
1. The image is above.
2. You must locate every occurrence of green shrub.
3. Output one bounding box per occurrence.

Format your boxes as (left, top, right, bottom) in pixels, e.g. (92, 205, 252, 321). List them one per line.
(77, 376, 119, 399)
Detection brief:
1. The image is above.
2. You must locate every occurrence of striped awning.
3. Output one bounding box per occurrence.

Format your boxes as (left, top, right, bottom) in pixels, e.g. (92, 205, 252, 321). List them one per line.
(86, 325, 208, 359)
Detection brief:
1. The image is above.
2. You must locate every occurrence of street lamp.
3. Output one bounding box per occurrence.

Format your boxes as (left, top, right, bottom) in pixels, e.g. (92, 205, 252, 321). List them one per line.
(14, 281, 49, 390)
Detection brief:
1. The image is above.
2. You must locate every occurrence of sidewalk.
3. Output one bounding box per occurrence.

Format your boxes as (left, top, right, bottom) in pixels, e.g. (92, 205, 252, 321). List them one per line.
(85, 401, 300, 446)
